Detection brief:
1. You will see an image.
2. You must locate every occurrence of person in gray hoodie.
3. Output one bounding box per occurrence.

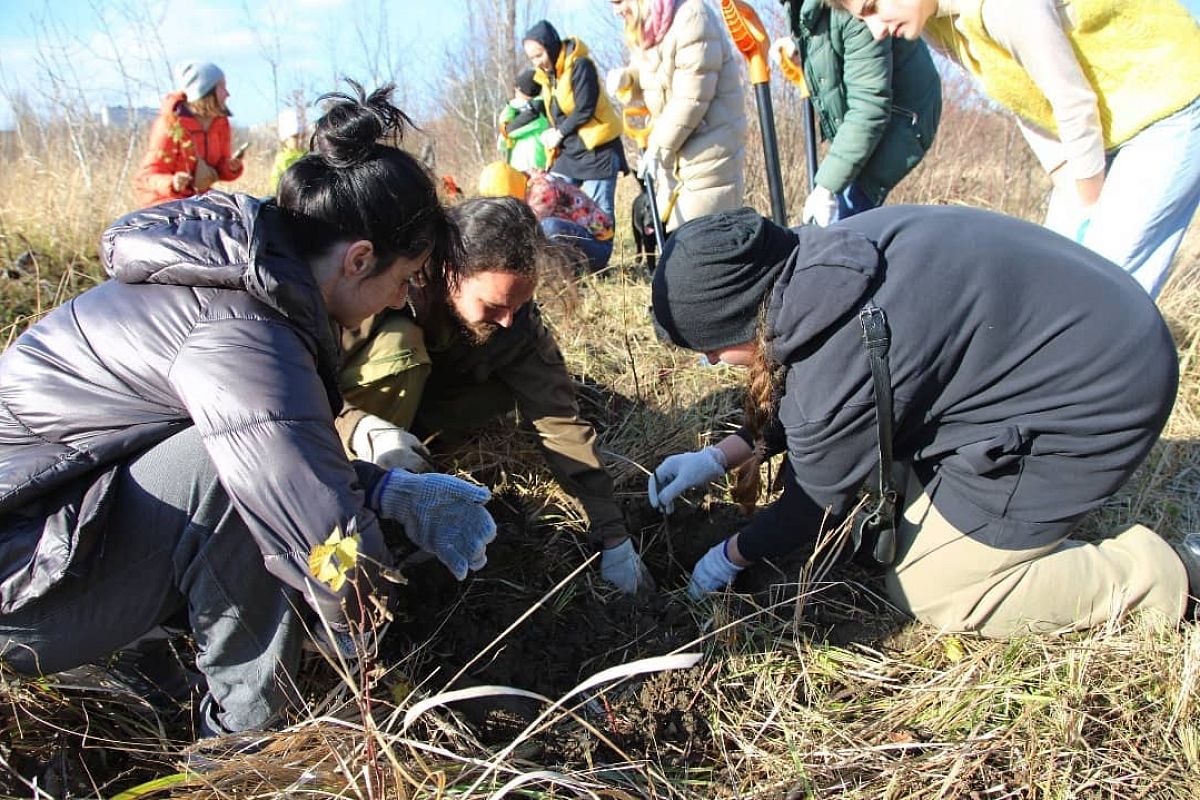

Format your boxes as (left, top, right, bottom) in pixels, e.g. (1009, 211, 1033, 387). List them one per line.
(647, 205, 1198, 637)
(0, 82, 497, 736)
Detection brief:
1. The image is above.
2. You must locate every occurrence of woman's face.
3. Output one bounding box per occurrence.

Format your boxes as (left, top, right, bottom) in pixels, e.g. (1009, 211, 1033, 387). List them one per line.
(523, 40, 552, 73)
(840, 0, 938, 41)
(214, 78, 230, 106)
(611, 0, 637, 24)
(324, 242, 431, 329)
(703, 342, 755, 367)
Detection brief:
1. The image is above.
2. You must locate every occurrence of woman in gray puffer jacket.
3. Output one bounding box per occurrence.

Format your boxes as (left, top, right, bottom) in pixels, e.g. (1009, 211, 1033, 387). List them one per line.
(0, 83, 497, 736)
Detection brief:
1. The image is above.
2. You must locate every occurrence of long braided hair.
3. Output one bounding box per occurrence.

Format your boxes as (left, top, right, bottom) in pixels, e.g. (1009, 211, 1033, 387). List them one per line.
(730, 308, 788, 513)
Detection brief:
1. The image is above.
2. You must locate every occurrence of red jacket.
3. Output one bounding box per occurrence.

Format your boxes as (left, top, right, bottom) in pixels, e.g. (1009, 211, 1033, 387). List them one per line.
(133, 91, 243, 207)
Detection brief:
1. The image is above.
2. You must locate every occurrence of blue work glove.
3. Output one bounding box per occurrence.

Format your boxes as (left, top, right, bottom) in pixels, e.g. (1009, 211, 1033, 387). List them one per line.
(688, 540, 744, 600)
(648, 446, 728, 514)
(600, 538, 655, 594)
(306, 623, 382, 663)
(372, 469, 496, 580)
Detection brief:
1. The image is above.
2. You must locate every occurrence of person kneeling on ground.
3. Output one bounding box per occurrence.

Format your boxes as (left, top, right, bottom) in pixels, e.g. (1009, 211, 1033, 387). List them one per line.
(337, 195, 651, 595)
(0, 82, 496, 737)
(479, 161, 615, 273)
(648, 205, 1200, 637)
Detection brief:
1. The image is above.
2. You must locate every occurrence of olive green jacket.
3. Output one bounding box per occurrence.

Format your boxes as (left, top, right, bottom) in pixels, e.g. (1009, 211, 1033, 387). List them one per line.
(336, 293, 625, 543)
(783, 0, 942, 204)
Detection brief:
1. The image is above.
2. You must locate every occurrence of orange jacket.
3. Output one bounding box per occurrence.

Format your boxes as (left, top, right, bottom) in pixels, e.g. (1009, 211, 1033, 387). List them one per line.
(133, 91, 243, 207)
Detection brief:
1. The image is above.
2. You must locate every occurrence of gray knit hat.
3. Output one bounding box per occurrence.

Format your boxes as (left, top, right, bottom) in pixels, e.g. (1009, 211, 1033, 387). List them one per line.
(177, 62, 225, 102)
(651, 207, 799, 352)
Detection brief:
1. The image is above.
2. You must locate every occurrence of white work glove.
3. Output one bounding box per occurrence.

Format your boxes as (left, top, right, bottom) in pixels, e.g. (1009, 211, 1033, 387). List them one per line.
(648, 446, 728, 514)
(688, 540, 745, 599)
(769, 36, 798, 68)
(540, 127, 564, 150)
(352, 413, 432, 473)
(802, 185, 839, 227)
(600, 538, 655, 594)
(373, 469, 496, 580)
(637, 148, 660, 181)
(605, 67, 631, 99)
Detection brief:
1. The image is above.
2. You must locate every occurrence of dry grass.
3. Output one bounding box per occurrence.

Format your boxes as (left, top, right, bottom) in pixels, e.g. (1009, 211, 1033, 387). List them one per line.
(2, 99, 1200, 798)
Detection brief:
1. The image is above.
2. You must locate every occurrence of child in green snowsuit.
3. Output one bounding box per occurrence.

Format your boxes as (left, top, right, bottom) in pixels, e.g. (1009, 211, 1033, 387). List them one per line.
(498, 69, 550, 172)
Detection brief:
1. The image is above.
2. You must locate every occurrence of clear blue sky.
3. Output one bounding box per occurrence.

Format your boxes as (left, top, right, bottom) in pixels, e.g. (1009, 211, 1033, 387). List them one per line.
(0, 0, 622, 130)
(3, 0, 1198, 131)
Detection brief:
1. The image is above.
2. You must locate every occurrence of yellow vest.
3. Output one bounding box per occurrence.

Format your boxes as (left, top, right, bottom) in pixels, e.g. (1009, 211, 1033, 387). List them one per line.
(536, 37, 622, 150)
(925, 0, 1200, 148)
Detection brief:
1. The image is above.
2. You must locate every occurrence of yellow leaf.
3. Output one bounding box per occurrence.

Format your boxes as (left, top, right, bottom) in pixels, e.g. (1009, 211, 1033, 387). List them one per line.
(308, 526, 361, 592)
(942, 635, 965, 662)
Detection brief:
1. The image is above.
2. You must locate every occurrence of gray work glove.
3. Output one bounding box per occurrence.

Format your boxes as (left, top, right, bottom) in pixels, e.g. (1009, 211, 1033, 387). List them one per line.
(648, 446, 728, 514)
(352, 413, 433, 473)
(600, 538, 655, 594)
(372, 469, 496, 580)
(688, 540, 744, 599)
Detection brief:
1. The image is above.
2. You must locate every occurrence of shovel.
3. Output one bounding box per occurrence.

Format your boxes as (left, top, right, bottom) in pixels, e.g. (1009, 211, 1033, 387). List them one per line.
(623, 106, 668, 252)
(773, 38, 820, 193)
(720, 0, 788, 226)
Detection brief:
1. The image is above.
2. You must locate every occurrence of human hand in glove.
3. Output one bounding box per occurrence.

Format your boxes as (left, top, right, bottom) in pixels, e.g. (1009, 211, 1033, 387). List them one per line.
(306, 620, 386, 663)
(637, 148, 660, 181)
(352, 413, 432, 473)
(540, 127, 564, 150)
(372, 470, 496, 580)
(605, 67, 631, 99)
(688, 539, 745, 599)
(648, 446, 728, 514)
(802, 185, 839, 227)
(600, 538, 655, 594)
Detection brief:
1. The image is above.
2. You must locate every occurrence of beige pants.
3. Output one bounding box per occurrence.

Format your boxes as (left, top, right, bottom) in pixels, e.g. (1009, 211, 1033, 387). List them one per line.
(883, 472, 1188, 637)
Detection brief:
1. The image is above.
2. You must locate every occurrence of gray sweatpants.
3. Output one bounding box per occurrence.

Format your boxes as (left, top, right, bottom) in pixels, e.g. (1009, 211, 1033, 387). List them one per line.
(0, 427, 304, 733)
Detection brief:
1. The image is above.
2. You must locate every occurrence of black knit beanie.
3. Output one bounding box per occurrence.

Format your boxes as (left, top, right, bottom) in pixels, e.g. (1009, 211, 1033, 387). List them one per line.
(515, 68, 539, 98)
(522, 20, 563, 65)
(651, 207, 800, 351)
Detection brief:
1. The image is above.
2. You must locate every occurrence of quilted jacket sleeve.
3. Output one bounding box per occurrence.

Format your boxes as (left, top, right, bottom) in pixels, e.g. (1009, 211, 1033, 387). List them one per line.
(813, 19, 892, 193)
(170, 312, 390, 630)
(648, 2, 721, 156)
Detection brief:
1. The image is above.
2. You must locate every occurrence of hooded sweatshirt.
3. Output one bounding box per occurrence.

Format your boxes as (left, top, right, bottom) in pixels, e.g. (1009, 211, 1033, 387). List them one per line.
(731, 205, 1177, 559)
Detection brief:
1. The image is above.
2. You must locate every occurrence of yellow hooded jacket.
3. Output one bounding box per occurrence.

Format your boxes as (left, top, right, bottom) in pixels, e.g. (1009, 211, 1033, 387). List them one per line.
(535, 37, 623, 151)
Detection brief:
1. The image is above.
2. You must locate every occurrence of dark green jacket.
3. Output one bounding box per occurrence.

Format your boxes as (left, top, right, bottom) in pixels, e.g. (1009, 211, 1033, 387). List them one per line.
(783, 0, 941, 204)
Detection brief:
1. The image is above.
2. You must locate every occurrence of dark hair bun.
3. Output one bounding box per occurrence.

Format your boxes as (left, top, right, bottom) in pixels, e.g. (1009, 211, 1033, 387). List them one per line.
(311, 80, 416, 169)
